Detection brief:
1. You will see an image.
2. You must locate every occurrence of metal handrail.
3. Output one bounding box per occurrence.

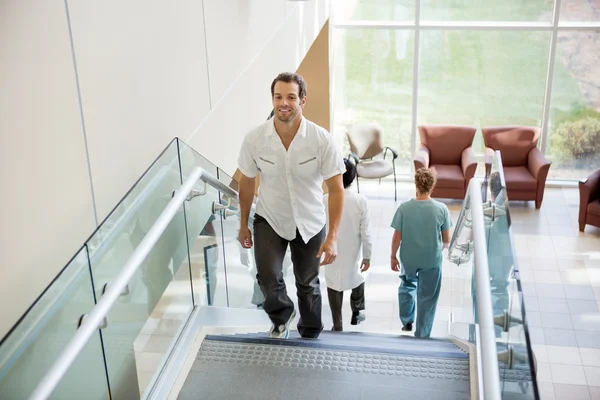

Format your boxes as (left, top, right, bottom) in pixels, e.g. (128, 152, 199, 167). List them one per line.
(468, 178, 501, 400)
(28, 166, 236, 400)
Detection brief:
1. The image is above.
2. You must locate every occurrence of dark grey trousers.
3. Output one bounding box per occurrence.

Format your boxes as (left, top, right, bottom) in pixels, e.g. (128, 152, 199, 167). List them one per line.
(253, 214, 325, 338)
(327, 282, 365, 331)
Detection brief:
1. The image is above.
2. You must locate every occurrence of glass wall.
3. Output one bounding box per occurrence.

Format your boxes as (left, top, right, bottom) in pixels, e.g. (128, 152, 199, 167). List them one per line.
(332, 0, 600, 181)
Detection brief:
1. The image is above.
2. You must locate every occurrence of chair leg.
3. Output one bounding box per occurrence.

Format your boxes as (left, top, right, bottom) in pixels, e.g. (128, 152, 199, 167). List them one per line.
(579, 223, 586, 232)
(356, 176, 360, 193)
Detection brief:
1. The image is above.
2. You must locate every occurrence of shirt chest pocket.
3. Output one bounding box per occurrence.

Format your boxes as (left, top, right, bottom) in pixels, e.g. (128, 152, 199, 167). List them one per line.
(257, 156, 279, 177)
(296, 155, 319, 177)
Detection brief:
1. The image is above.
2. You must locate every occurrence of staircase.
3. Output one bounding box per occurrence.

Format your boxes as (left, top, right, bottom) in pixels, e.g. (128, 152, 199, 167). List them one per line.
(177, 331, 471, 400)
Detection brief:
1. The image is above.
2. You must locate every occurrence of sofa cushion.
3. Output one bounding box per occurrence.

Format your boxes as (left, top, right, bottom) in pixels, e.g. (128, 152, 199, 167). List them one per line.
(503, 166, 537, 191)
(357, 160, 393, 179)
(588, 200, 600, 217)
(482, 126, 539, 167)
(418, 125, 476, 166)
(431, 164, 464, 189)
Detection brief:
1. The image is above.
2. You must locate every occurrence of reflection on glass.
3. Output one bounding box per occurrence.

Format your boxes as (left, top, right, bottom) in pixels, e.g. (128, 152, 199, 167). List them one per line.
(560, 0, 600, 22)
(0, 248, 109, 399)
(548, 30, 600, 180)
(484, 153, 538, 399)
(333, 28, 414, 173)
(333, 0, 414, 22)
(418, 30, 549, 153)
(177, 141, 229, 307)
(420, 0, 552, 21)
(86, 140, 194, 398)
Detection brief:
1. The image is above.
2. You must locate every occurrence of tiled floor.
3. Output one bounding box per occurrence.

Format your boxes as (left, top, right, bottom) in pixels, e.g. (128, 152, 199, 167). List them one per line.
(134, 177, 600, 399)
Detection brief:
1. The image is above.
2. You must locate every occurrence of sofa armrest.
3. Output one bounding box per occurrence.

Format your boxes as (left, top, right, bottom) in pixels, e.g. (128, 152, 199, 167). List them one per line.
(484, 147, 495, 177)
(579, 169, 600, 209)
(414, 145, 430, 169)
(528, 148, 551, 208)
(461, 147, 478, 180)
(527, 148, 551, 180)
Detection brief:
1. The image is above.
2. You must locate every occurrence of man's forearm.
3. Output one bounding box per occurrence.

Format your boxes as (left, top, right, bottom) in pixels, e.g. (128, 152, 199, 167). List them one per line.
(239, 177, 255, 227)
(326, 189, 343, 240)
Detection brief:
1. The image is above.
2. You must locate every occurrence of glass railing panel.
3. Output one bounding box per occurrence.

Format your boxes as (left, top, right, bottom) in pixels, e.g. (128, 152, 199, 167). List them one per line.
(85, 140, 195, 398)
(178, 141, 229, 307)
(484, 152, 539, 400)
(447, 185, 478, 340)
(0, 247, 109, 399)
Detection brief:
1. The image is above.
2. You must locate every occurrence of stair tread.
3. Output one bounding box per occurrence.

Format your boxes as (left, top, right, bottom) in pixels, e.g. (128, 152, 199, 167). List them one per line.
(205, 331, 467, 359)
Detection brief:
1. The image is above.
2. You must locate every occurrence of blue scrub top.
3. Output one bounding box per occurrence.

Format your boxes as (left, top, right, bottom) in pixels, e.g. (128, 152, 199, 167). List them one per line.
(391, 198, 452, 270)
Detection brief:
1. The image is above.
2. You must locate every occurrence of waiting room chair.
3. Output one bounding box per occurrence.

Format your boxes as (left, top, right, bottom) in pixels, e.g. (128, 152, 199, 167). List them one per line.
(346, 123, 399, 201)
(413, 125, 478, 199)
(482, 126, 551, 209)
(579, 168, 600, 232)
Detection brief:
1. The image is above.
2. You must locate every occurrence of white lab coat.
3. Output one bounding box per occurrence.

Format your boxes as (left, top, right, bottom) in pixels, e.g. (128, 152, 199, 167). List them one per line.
(323, 189, 373, 291)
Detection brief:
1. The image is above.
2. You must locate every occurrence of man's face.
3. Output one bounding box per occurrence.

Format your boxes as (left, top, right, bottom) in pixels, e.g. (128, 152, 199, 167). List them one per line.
(272, 81, 305, 123)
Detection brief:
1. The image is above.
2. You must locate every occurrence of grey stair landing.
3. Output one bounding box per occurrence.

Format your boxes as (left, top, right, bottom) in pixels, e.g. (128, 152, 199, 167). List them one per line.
(178, 331, 471, 400)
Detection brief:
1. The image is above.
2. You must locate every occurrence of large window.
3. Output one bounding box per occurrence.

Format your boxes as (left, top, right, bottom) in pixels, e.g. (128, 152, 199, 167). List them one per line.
(418, 30, 549, 152)
(332, 1, 600, 181)
(420, 0, 553, 22)
(546, 30, 600, 179)
(333, 28, 414, 173)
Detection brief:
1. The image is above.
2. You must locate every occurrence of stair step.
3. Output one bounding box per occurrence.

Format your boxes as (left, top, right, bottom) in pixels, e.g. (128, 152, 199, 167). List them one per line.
(207, 330, 467, 359)
(178, 334, 471, 400)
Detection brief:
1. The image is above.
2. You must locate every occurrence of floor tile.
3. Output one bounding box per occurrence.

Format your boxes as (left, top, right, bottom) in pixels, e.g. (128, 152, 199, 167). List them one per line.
(537, 381, 556, 399)
(585, 366, 600, 387)
(544, 328, 578, 347)
(580, 348, 600, 367)
(564, 285, 597, 300)
(541, 312, 573, 330)
(550, 364, 588, 385)
(538, 298, 570, 314)
(589, 386, 600, 400)
(577, 331, 600, 349)
(553, 383, 591, 400)
(536, 283, 566, 299)
(568, 299, 600, 314)
(546, 345, 583, 365)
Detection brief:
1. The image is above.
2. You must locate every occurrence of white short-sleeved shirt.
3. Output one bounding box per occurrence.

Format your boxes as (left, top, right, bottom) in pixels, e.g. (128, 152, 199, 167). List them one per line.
(238, 117, 345, 243)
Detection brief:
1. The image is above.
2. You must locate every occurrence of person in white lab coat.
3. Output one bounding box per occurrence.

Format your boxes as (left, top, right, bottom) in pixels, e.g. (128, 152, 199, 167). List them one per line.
(323, 158, 373, 331)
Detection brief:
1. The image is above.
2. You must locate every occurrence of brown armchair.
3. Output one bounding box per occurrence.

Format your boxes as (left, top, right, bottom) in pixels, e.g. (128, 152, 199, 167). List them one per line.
(414, 125, 478, 199)
(579, 168, 600, 232)
(346, 123, 398, 201)
(482, 126, 551, 209)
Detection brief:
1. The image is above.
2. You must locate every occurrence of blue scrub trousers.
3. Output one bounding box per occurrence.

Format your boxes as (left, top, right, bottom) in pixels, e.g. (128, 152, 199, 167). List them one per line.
(398, 265, 442, 338)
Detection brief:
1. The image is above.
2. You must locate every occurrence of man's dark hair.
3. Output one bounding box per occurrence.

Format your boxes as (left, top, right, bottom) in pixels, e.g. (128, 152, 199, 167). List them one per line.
(271, 72, 307, 99)
(342, 158, 357, 189)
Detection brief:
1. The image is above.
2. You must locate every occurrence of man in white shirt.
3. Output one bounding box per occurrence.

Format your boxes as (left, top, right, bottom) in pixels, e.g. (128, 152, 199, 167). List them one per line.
(237, 72, 345, 339)
(324, 158, 372, 331)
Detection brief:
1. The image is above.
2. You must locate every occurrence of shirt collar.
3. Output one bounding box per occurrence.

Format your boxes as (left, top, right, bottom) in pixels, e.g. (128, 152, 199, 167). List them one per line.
(267, 116, 307, 138)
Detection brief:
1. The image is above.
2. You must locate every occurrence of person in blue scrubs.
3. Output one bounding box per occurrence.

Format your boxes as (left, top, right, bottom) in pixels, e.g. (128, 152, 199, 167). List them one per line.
(390, 168, 452, 338)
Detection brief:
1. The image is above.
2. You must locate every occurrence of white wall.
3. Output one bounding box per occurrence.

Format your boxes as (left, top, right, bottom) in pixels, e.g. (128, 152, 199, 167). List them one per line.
(0, 0, 329, 339)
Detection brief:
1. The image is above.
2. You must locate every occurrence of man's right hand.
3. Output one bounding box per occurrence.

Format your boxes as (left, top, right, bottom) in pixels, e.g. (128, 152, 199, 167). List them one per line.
(238, 226, 253, 249)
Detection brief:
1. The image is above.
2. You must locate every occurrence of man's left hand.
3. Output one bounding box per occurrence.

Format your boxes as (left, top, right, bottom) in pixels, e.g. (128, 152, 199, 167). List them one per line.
(317, 237, 337, 266)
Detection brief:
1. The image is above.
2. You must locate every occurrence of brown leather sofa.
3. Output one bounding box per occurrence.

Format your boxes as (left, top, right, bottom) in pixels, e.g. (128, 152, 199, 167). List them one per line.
(483, 126, 551, 209)
(579, 168, 600, 232)
(414, 125, 477, 199)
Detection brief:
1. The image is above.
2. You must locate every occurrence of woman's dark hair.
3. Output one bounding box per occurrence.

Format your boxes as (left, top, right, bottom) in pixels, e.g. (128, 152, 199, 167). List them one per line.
(342, 158, 357, 188)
